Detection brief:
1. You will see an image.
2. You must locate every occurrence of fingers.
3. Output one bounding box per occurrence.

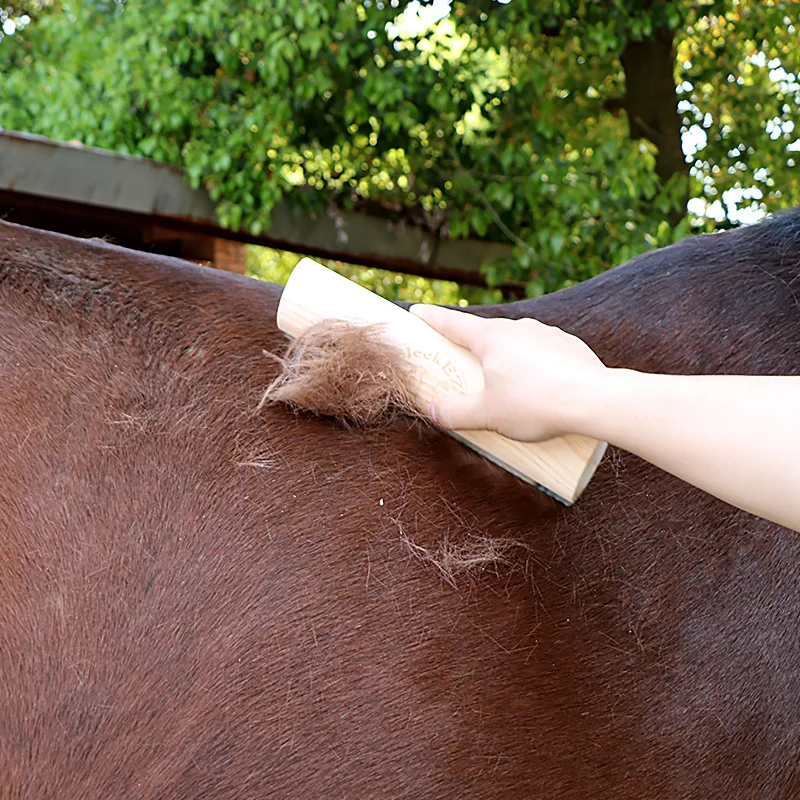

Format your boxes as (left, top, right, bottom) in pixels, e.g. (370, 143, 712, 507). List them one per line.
(409, 304, 488, 356)
(411, 305, 494, 429)
(430, 391, 492, 431)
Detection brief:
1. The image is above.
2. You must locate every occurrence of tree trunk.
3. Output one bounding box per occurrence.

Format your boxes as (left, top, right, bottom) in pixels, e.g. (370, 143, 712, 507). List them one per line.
(620, 28, 688, 189)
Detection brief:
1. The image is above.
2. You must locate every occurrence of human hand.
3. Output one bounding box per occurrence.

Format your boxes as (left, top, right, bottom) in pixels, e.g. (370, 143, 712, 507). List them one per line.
(408, 305, 607, 442)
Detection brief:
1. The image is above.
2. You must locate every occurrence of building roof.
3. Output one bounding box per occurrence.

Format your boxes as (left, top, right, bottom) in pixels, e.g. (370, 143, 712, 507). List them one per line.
(0, 129, 514, 286)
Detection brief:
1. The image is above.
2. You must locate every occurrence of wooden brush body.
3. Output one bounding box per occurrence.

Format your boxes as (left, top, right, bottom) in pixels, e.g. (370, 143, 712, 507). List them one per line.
(277, 258, 606, 504)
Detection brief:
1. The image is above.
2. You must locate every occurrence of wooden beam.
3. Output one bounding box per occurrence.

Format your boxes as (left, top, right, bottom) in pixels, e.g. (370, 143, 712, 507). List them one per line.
(0, 130, 515, 287)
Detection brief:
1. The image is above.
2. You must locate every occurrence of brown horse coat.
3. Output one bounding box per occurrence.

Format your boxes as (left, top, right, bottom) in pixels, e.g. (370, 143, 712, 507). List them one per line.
(1, 214, 800, 798)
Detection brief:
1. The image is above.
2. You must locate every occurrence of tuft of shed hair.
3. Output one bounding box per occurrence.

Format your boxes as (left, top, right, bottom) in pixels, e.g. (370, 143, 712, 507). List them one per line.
(261, 320, 428, 428)
(399, 530, 530, 588)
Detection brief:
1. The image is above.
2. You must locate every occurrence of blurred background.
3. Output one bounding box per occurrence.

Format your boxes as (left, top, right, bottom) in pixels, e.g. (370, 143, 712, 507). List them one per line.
(0, 0, 797, 304)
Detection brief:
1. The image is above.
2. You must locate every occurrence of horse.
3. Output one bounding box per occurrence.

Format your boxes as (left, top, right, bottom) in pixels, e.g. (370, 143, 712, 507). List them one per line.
(1, 211, 799, 798)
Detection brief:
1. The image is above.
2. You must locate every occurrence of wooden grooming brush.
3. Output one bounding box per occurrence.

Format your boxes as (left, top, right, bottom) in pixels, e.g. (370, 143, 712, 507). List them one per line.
(277, 258, 607, 505)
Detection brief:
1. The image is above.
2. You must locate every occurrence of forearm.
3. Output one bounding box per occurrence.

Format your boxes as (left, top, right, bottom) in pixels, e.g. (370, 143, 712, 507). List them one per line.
(578, 371, 800, 531)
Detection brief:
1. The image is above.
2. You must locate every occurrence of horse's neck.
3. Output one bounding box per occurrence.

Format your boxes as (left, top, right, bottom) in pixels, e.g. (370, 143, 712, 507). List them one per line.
(481, 232, 800, 376)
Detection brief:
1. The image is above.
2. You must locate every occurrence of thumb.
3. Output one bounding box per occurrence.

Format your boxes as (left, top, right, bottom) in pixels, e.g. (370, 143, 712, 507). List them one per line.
(430, 391, 491, 431)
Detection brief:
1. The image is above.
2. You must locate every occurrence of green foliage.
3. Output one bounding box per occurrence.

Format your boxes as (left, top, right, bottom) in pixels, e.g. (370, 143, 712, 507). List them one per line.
(678, 2, 800, 221)
(246, 246, 503, 306)
(0, 0, 797, 295)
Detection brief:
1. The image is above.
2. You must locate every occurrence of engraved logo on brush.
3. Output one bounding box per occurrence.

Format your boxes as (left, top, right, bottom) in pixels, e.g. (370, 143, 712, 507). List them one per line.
(404, 346, 466, 394)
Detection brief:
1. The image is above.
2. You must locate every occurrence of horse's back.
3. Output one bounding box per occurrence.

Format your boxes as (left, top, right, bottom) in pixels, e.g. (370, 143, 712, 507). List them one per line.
(2, 218, 800, 798)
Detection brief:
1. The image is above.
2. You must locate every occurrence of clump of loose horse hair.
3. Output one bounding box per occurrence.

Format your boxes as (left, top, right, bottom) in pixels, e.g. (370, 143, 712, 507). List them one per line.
(261, 321, 429, 428)
(398, 528, 531, 588)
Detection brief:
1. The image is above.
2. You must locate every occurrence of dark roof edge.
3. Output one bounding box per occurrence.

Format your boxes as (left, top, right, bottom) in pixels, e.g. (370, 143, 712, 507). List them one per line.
(0, 130, 515, 285)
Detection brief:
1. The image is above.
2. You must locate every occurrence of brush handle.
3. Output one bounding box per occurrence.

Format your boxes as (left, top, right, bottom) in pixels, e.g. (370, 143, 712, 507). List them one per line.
(277, 258, 606, 504)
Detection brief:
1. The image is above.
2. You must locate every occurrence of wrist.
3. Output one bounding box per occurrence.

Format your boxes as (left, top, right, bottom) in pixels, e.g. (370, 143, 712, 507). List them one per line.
(566, 367, 640, 442)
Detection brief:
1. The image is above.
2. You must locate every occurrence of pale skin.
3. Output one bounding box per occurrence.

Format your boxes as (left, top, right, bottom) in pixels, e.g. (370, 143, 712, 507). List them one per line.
(409, 304, 800, 533)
